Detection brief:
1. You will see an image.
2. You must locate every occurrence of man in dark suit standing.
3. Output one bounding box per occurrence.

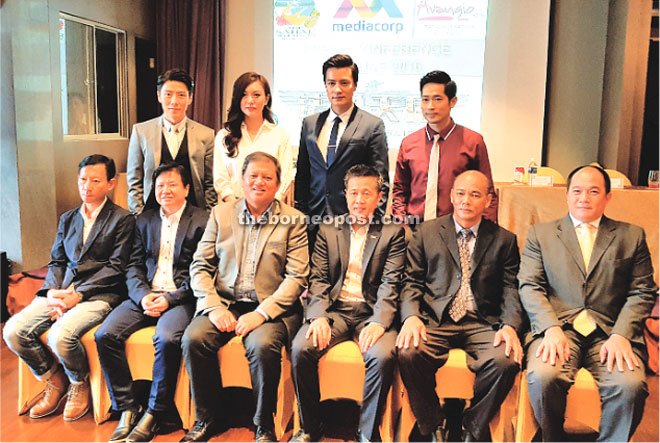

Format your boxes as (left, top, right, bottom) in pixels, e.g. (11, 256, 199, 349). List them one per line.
(290, 165, 405, 443)
(3, 155, 134, 422)
(295, 54, 389, 248)
(397, 170, 523, 442)
(95, 163, 209, 442)
(127, 69, 216, 214)
(519, 165, 657, 442)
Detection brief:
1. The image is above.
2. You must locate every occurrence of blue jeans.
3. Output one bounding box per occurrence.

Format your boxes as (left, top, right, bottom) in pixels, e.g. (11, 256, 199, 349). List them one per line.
(3, 296, 112, 383)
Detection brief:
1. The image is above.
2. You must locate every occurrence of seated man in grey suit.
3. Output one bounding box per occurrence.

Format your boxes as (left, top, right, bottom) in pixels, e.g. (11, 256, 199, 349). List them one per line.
(295, 54, 389, 249)
(3, 155, 134, 422)
(127, 69, 216, 214)
(290, 165, 405, 443)
(181, 152, 309, 443)
(519, 165, 657, 442)
(95, 162, 209, 443)
(397, 170, 523, 442)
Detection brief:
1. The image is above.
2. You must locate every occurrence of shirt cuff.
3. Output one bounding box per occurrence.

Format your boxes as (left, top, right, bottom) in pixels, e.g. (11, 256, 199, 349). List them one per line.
(256, 307, 269, 321)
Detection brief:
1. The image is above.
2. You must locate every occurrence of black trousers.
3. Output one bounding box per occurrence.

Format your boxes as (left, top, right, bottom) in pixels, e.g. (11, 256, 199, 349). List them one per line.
(526, 328, 648, 442)
(95, 298, 194, 413)
(398, 312, 519, 440)
(181, 302, 288, 429)
(291, 301, 397, 440)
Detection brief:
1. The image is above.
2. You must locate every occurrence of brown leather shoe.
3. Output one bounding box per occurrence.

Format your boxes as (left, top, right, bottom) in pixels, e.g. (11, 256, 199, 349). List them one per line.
(29, 368, 69, 418)
(63, 379, 90, 421)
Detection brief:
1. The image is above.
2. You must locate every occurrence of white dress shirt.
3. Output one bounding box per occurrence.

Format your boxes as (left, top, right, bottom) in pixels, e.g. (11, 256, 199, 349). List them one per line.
(162, 116, 187, 159)
(80, 197, 108, 244)
(317, 105, 354, 161)
(214, 120, 294, 201)
(338, 224, 369, 303)
(152, 202, 187, 293)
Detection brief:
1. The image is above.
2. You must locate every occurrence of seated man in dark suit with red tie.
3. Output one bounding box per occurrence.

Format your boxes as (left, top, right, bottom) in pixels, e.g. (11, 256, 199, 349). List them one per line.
(3, 154, 134, 422)
(290, 165, 406, 443)
(397, 170, 523, 442)
(95, 162, 209, 442)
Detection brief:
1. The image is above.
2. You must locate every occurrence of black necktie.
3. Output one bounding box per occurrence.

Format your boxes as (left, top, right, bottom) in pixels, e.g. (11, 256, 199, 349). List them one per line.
(327, 117, 341, 166)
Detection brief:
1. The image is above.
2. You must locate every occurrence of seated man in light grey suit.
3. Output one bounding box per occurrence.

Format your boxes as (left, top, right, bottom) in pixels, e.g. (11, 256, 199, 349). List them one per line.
(519, 165, 657, 442)
(181, 152, 309, 443)
(127, 68, 216, 214)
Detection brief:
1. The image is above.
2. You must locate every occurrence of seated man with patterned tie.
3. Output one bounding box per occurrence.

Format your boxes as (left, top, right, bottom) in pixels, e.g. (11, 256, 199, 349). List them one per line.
(290, 165, 406, 442)
(519, 165, 657, 442)
(397, 170, 523, 442)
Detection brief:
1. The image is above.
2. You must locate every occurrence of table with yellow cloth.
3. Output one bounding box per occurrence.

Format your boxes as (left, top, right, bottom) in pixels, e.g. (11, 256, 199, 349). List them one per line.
(496, 183, 659, 283)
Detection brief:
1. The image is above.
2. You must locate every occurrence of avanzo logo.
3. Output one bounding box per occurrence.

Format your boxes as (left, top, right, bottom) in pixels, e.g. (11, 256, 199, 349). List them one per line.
(333, 0, 404, 34)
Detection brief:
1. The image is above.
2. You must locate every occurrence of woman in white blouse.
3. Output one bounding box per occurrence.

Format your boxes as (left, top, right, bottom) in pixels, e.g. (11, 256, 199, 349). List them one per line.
(214, 72, 295, 203)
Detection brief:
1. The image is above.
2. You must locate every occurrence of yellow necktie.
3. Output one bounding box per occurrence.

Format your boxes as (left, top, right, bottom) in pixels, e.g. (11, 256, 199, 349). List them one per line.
(574, 223, 597, 336)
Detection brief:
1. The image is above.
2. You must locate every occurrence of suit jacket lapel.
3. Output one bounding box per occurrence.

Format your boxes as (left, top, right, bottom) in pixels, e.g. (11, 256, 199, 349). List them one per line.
(334, 106, 360, 162)
(587, 216, 616, 276)
(150, 210, 162, 260)
(470, 219, 495, 277)
(439, 217, 461, 269)
(557, 215, 587, 276)
(336, 222, 351, 280)
(361, 223, 381, 281)
(153, 118, 163, 166)
(230, 202, 246, 267)
(71, 208, 84, 259)
(79, 202, 112, 258)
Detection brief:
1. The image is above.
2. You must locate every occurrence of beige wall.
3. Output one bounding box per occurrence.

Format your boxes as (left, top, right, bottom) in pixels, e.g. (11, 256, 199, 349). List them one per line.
(2, 0, 154, 272)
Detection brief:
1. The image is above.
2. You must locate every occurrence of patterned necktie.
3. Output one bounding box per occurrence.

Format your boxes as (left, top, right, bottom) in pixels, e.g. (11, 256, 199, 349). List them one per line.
(573, 222, 597, 336)
(326, 117, 341, 166)
(448, 228, 473, 322)
(424, 134, 441, 221)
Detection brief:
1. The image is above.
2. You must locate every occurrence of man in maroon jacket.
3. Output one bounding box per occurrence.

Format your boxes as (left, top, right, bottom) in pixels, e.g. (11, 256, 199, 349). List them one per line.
(391, 71, 497, 225)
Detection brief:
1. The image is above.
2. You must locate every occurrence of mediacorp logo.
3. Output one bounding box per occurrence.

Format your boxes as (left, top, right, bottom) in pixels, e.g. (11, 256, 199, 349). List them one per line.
(333, 0, 404, 34)
(275, 0, 320, 28)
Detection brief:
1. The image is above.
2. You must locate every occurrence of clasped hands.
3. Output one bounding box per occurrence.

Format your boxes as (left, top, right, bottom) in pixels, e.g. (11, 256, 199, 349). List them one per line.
(209, 308, 265, 337)
(141, 293, 170, 317)
(537, 326, 640, 372)
(46, 288, 82, 321)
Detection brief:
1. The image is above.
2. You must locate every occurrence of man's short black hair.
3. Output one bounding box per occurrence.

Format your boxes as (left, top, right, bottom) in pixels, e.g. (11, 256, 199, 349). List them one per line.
(157, 69, 194, 94)
(78, 154, 116, 180)
(242, 151, 281, 185)
(344, 164, 384, 192)
(420, 70, 457, 100)
(152, 162, 191, 188)
(323, 54, 359, 84)
(566, 165, 611, 194)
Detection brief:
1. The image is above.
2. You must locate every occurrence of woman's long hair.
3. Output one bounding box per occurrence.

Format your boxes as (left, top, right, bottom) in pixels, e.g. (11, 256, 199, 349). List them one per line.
(224, 72, 274, 158)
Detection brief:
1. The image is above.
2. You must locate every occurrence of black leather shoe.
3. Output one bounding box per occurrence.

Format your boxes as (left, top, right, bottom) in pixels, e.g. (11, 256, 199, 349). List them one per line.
(179, 420, 220, 442)
(355, 429, 371, 443)
(290, 429, 323, 442)
(462, 429, 478, 443)
(255, 425, 277, 442)
(109, 409, 142, 442)
(126, 411, 159, 442)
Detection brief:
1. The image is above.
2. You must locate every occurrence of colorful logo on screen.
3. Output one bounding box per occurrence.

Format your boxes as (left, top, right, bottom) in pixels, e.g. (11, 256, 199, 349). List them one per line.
(333, 0, 404, 34)
(334, 0, 403, 18)
(275, 1, 320, 28)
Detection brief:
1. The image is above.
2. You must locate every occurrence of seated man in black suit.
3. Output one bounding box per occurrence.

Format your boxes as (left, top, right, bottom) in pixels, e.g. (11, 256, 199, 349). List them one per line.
(3, 154, 134, 422)
(95, 163, 209, 442)
(397, 170, 523, 442)
(290, 164, 406, 442)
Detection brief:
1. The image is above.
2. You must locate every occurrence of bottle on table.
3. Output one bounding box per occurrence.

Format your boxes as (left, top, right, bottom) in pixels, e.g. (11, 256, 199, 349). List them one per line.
(527, 158, 538, 185)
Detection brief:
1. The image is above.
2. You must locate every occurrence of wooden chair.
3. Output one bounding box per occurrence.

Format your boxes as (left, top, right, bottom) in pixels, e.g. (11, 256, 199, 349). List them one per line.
(205, 336, 295, 440)
(604, 169, 632, 186)
(396, 348, 519, 442)
(292, 340, 398, 442)
(515, 368, 601, 442)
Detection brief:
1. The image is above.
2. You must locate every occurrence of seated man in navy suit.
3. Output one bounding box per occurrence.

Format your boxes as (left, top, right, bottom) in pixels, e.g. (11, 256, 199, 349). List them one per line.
(290, 165, 405, 443)
(3, 154, 134, 422)
(95, 163, 209, 442)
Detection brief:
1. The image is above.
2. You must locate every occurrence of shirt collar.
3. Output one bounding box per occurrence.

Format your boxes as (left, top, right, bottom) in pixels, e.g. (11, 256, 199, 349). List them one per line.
(160, 201, 187, 224)
(240, 119, 275, 136)
(162, 116, 187, 134)
(569, 214, 601, 230)
(81, 197, 107, 222)
(350, 224, 369, 237)
(454, 217, 481, 238)
(330, 104, 354, 124)
(242, 199, 275, 225)
(426, 119, 457, 141)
